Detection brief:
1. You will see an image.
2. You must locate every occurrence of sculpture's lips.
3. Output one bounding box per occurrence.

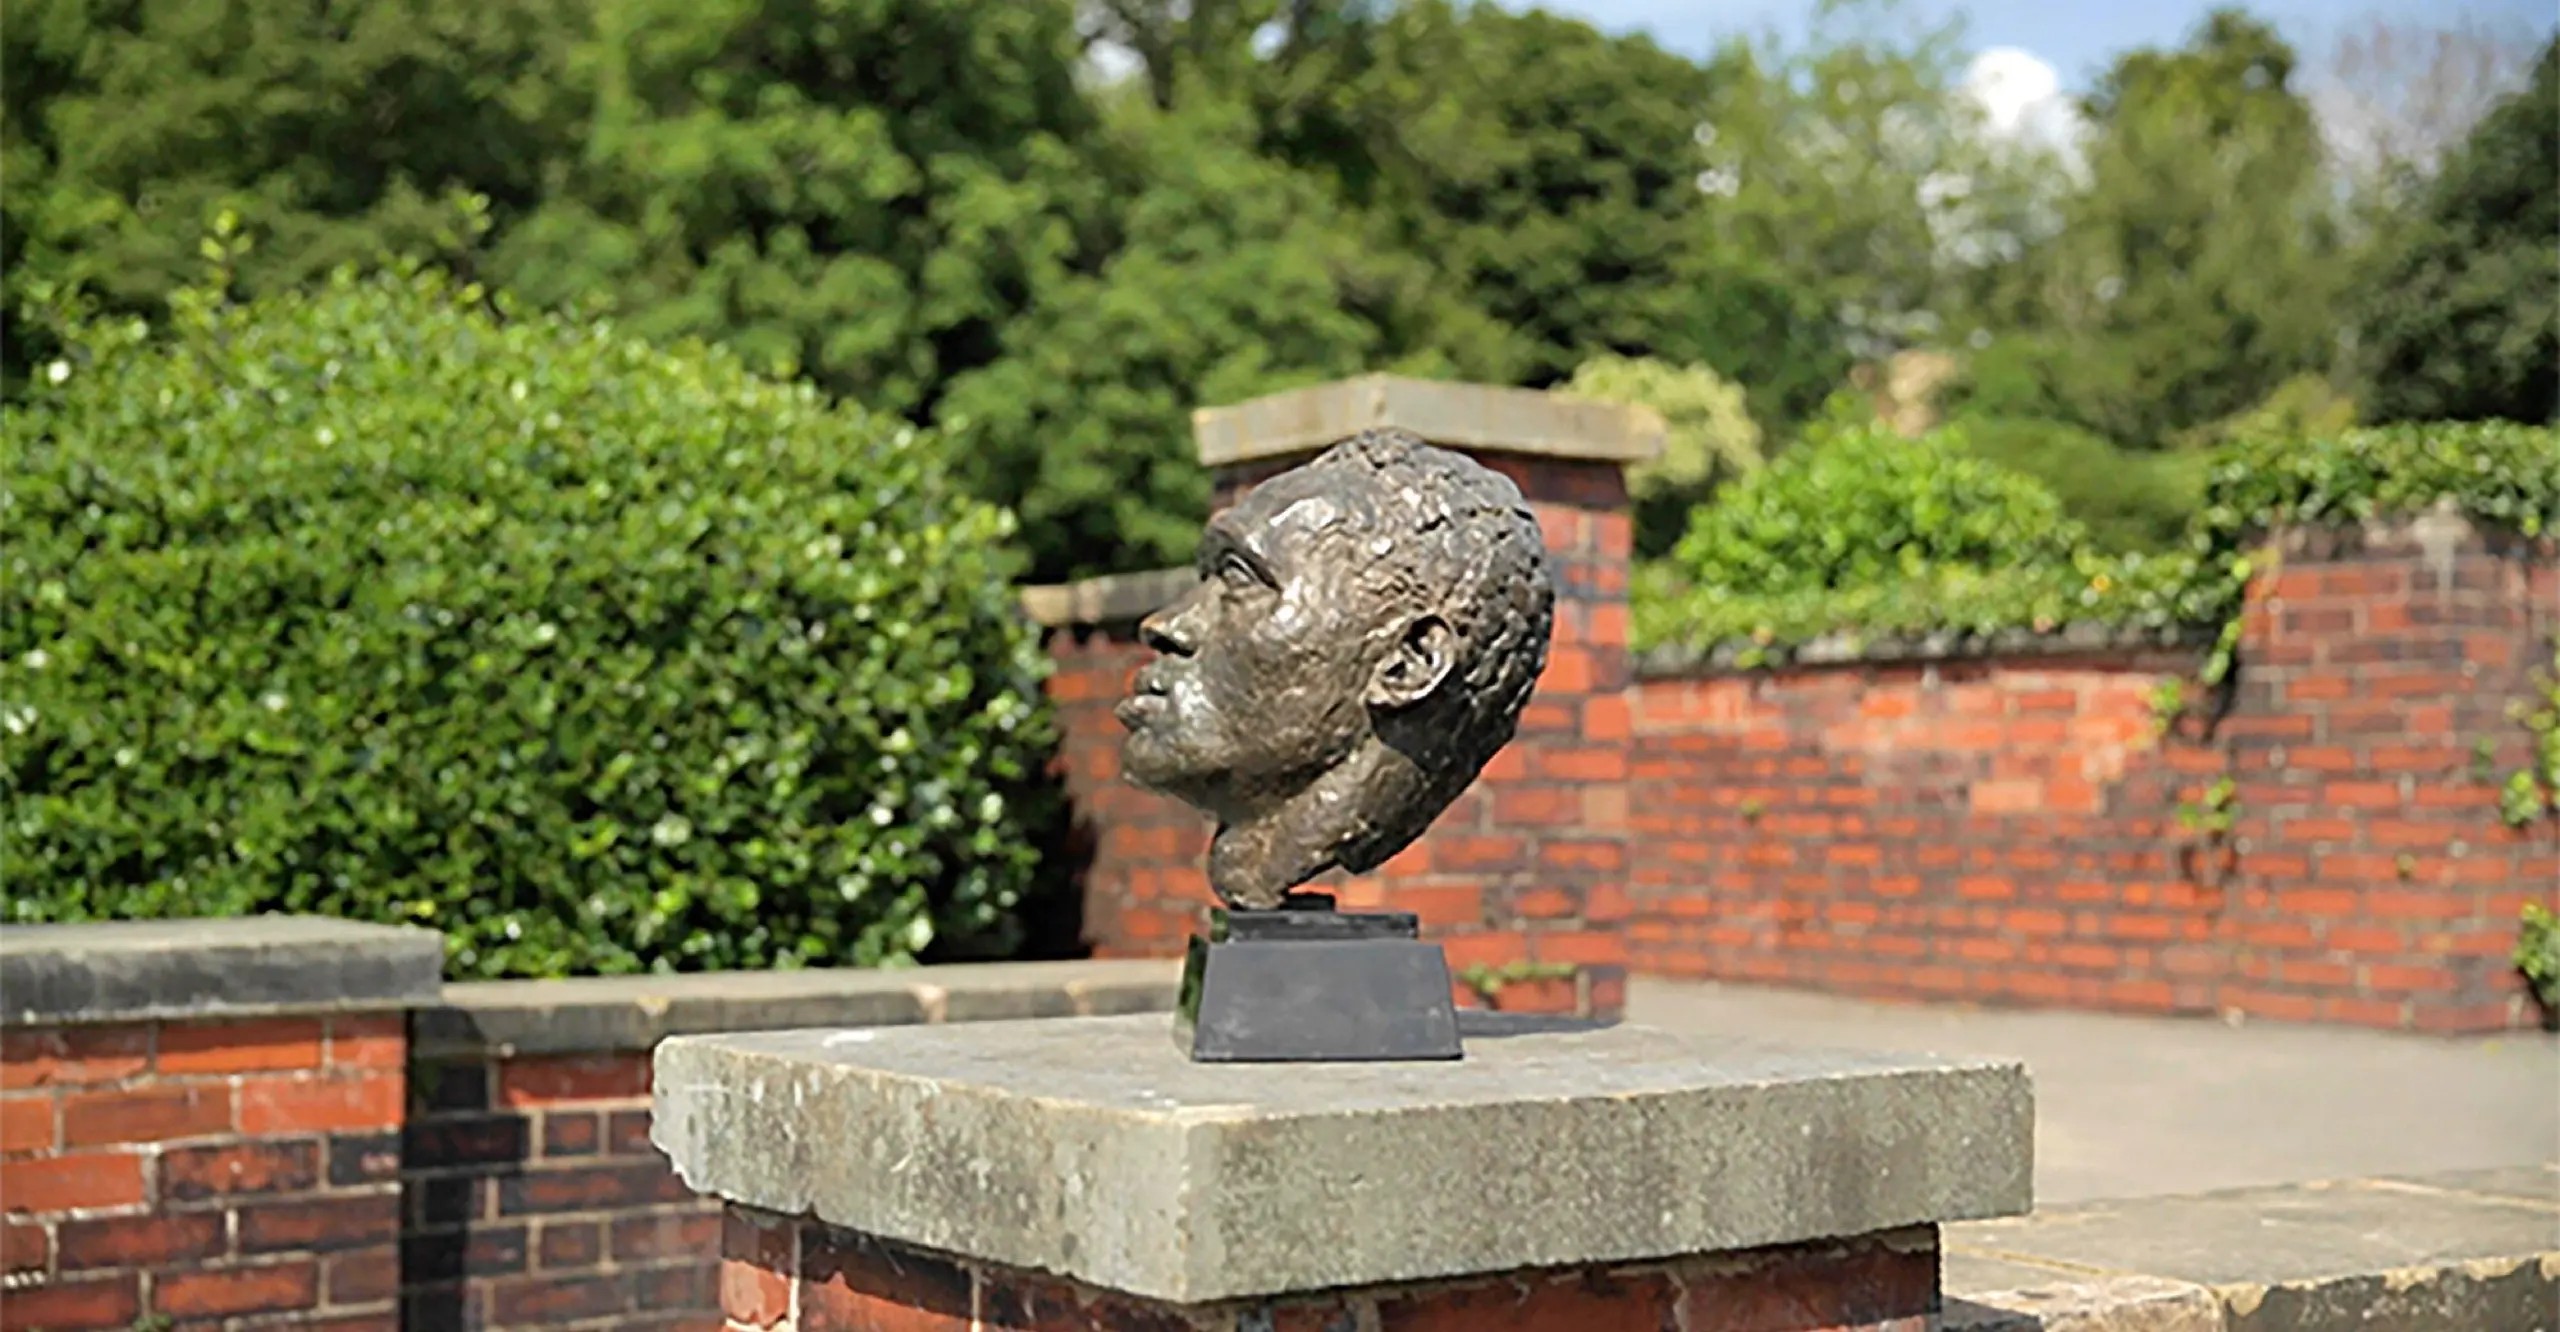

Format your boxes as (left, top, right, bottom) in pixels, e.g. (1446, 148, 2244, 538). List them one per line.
(1113, 693, 1166, 729)
(1115, 670, 1171, 730)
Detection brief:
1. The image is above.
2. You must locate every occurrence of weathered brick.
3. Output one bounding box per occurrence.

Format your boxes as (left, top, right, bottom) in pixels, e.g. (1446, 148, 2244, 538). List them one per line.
(498, 1160, 692, 1215)
(629, 1260, 716, 1312)
(608, 1108, 656, 1156)
(537, 1219, 605, 1269)
(157, 1017, 325, 1075)
(405, 1112, 533, 1169)
(326, 1015, 408, 1069)
(3, 1150, 146, 1213)
(615, 1210, 722, 1262)
(1391, 885, 1487, 928)
(2, 1221, 46, 1273)
(239, 1192, 400, 1253)
(410, 1061, 492, 1115)
(61, 1083, 231, 1147)
(237, 1073, 403, 1134)
(56, 1210, 226, 1270)
(156, 1259, 321, 1319)
(162, 1139, 319, 1202)
(403, 1225, 531, 1283)
(328, 1130, 403, 1187)
(1377, 1267, 1676, 1331)
(0, 1096, 55, 1155)
(0, 1273, 139, 1330)
(326, 1245, 402, 1304)
(799, 1225, 972, 1332)
(721, 1210, 795, 1329)
(0, 1027, 150, 1092)
(542, 1111, 603, 1158)
(488, 1271, 627, 1324)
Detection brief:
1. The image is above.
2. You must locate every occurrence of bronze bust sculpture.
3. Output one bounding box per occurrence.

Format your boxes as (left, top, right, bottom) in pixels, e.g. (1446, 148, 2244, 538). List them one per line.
(1116, 427, 1556, 910)
(1118, 428, 1555, 1062)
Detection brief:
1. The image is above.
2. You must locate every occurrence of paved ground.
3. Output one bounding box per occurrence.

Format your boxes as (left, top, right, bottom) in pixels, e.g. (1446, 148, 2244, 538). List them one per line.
(1626, 976, 2560, 1205)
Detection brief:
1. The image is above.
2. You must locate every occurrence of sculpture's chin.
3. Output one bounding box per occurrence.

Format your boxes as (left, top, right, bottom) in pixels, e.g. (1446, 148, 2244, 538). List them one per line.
(1119, 730, 1205, 796)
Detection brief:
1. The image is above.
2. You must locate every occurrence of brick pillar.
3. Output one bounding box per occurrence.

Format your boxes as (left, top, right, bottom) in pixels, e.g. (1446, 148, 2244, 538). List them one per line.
(0, 919, 441, 1331)
(396, 1045, 713, 1330)
(659, 1015, 2022, 1332)
(720, 1208, 1939, 1331)
(1032, 375, 1659, 1017)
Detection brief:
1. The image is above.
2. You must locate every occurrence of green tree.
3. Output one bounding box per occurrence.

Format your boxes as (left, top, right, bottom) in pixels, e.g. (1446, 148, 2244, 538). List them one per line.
(1967, 10, 2346, 449)
(484, 0, 1097, 420)
(0, 0, 578, 389)
(1673, 2, 2053, 431)
(1550, 355, 1763, 557)
(1098, 0, 1715, 388)
(934, 89, 1508, 582)
(2355, 37, 2559, 425)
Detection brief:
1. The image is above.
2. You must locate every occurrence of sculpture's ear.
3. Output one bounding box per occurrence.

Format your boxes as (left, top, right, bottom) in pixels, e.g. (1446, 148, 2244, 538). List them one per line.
(1367, 615, 1456, 710)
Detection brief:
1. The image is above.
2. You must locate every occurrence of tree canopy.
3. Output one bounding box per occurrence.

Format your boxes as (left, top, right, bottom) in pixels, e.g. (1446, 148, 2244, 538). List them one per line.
(7, 0, 2547, 576)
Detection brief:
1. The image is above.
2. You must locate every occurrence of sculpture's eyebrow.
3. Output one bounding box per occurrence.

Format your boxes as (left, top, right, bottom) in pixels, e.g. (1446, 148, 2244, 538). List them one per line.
(1200, 518, 1280, 585)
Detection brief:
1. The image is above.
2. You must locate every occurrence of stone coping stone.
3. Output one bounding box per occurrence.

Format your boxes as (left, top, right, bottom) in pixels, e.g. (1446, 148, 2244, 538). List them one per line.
(1191, 374, 1665, 470)
(1634, 620, 2211, 678)
(416, 958, 1181, 1057)
(1943, 1164, 2559, 1332)
(653, 1013, 2032, 1305)
(1019, 567, 1196, 628)
(0, 915, 445, 1027)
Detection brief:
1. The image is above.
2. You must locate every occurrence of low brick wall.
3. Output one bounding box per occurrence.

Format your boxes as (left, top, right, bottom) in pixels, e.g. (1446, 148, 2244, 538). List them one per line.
(395, 961, 1178, 1332)
(3, 1014, 411, 1330)
(1628, 522, 2560, 1032)
(0, 922, 1180, 1332)
(1051, 468, 2559, 1032)
(1, 920, 439, 1332)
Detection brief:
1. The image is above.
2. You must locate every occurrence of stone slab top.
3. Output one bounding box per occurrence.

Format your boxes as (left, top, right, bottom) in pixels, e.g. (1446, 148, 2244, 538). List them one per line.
(653, 1012, 2033, 1305)
(1192, 375, 1665, 470)
(417, 958, 1181, 1057)
(0, 915, 445, 1027)
(1944, 1165, 2558, 1332)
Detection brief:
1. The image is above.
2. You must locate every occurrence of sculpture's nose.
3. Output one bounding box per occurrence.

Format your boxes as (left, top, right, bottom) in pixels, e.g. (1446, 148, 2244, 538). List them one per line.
(1140, 588, 1207, 657)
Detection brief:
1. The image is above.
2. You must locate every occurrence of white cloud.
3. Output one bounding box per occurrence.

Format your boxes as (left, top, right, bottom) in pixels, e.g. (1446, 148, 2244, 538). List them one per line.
(1963, 47, 2086, 160)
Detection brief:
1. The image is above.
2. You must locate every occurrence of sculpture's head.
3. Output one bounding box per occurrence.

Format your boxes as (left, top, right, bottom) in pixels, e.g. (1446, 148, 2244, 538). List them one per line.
(1114, 429, 1553, 906)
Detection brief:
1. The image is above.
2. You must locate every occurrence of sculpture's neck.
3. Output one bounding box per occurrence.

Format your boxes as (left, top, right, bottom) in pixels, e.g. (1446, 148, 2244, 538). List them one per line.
(1206, 747, 1398, 911)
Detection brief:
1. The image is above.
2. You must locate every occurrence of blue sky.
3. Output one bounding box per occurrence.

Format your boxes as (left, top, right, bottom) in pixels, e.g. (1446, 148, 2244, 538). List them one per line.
(1536, 0, 2557, 88)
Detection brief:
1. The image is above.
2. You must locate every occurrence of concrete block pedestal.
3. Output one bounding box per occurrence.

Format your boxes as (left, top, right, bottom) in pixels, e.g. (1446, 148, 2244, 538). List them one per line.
(654, 1014, 2034, 1331)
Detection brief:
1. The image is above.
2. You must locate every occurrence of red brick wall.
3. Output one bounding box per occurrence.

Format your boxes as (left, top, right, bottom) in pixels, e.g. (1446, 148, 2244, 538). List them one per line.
(400, 1049, 717, 1332)
(2, 1015, 407, 1331)
(1626, 523, 2559, 1032)
(721, 1206, 1937, 1332)
(1050, 453, 1639, 1019)
(1053, 508, 2557, 1033)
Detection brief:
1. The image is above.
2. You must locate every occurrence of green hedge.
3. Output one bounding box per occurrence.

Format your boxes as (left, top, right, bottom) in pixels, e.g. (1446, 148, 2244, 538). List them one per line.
(1636, 418, 2559, 671)
(1, 266, 1057, 978)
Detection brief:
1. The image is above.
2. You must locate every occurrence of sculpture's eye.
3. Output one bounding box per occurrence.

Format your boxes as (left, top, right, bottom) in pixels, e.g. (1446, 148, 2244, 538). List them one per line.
(1217, 552, 1257, 588)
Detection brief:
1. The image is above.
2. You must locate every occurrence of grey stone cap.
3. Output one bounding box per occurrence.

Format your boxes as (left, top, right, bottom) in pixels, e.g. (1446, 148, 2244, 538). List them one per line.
(1, 915, 445, 1027)
(416, 958, 1180, 1057)
(1635, 619, 2211, 678)
(1192, 375, 1665, 470)
(653, 1013, 2032, 1304)
(1944, 1164, 2559, 1332)
(1019, 567, 1196, 628)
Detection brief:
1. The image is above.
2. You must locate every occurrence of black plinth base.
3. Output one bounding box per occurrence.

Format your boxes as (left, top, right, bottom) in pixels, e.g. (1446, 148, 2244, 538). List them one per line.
(1175, 893, 1464, 1063)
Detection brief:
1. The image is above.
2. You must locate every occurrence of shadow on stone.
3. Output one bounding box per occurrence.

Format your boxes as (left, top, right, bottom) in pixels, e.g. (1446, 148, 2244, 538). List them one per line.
(1457, 1010, 1620, 1039)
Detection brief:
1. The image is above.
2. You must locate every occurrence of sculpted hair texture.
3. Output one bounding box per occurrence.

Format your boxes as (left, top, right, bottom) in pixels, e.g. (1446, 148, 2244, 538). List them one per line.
(1312, 429, 1555, 872)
